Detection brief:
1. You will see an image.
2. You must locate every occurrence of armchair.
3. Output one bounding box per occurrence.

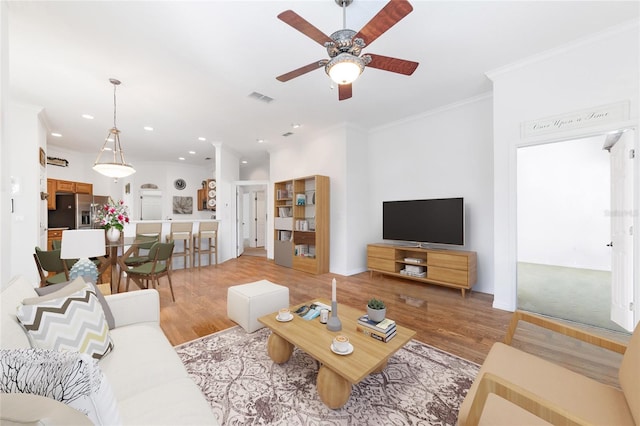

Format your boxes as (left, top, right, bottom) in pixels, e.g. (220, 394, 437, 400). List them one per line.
(458, 310, 638, 425)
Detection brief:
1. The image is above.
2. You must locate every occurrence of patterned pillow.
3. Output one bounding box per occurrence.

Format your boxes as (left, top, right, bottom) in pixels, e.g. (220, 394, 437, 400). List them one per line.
(16, 281, 114, 360)
(0, 348, 121, 425)
(35, 277, 116, 330)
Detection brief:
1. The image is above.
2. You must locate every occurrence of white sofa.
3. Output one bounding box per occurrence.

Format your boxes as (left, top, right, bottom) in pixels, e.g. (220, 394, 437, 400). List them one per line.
(1, 275, 218, 425)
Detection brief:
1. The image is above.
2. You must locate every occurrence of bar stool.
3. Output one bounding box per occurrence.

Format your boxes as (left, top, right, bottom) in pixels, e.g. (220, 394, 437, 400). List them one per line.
(193, 221, 218, 268)
(166, 222, 193, 269)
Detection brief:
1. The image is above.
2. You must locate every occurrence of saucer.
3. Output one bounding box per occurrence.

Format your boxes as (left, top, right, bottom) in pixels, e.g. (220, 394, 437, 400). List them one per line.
(331, 342, 354, 355)
(276, 313, 293, 322)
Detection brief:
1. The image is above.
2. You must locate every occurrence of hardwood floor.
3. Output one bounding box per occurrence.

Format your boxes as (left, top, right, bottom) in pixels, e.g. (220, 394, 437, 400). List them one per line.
(117, 255, 629, 388)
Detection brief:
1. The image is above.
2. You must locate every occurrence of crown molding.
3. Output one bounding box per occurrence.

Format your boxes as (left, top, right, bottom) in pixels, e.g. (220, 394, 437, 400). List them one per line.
(486, 19, 639, 80)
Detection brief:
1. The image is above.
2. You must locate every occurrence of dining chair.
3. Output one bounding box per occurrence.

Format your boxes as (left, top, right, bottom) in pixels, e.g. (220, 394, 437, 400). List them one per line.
(165, 222, 193, 269)
(125, 242, 176, 302)
(33, 247, 69, 287)
(193, 221, 218, 268)
(125, 223, 163, 267)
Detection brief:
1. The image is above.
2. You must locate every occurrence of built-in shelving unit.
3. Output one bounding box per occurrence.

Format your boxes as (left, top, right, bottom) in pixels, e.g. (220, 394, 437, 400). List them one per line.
(274, 175, 329, 274)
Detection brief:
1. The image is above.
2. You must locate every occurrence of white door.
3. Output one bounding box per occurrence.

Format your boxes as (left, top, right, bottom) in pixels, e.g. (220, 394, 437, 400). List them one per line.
(256, 190, 266, 248)
(236, 188, 245, 257)
(610, 130, 635, 331)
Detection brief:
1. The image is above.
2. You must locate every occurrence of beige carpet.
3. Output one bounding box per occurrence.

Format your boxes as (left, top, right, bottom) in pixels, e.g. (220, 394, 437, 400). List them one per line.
(517, 262, 626, 333)
(176, 326, 479, 425)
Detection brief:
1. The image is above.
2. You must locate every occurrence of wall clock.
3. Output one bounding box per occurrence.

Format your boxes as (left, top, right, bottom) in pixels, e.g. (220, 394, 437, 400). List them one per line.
(174, 178, 186, 190)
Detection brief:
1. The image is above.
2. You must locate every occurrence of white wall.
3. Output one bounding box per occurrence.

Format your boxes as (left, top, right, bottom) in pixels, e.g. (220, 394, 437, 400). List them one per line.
(490, 21, 639, 311)
(1, 0, 11, 286)
(367, 95, 495, 294)
(517, 136, 611, 270)
(269, 125, 349, 275)
(7, 102, 46, 284)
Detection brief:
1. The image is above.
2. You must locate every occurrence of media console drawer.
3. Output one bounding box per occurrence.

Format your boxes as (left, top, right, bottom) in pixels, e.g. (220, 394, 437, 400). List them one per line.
(427, 252, 469, 270)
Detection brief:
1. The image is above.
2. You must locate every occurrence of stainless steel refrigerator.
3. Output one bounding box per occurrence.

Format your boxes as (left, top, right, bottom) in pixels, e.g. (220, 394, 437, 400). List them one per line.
(48, 194, 110, 229)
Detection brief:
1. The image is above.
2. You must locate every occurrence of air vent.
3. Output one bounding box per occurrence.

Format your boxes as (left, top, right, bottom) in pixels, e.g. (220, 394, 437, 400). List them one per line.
(248, 92, 274, 104)
(282, 132, 294, 137)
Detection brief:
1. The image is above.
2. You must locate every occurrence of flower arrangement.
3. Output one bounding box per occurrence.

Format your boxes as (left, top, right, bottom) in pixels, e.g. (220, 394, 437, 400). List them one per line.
(97, 199, 130, 231)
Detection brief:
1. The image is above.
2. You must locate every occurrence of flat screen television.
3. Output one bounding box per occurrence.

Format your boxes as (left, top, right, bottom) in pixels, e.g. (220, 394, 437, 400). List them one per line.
(382, 198, 464, 246)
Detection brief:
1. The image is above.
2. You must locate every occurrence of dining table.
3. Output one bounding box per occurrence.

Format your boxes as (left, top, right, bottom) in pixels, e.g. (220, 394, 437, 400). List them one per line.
(105, 235, 158, 294)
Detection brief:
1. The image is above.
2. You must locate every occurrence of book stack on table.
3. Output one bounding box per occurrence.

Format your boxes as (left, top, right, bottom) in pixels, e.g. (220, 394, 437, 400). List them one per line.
(356, 315, 397, 343)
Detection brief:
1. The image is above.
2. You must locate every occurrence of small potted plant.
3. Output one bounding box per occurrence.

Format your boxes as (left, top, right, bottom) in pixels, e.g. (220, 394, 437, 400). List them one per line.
(367, 298, 386, 323)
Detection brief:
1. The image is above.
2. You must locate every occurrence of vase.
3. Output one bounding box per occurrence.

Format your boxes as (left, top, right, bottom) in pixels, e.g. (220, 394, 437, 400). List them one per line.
(367, 306, 386, 323)
(106, 227, 121, 242)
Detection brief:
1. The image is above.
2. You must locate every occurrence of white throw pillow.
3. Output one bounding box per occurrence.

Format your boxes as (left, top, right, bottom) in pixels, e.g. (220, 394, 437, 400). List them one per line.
(16, 280, 114, 360)
(0, 348, 122, 425)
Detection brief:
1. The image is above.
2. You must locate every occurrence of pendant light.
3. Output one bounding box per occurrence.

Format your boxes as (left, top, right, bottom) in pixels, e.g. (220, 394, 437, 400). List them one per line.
(93, 78, 136, 179)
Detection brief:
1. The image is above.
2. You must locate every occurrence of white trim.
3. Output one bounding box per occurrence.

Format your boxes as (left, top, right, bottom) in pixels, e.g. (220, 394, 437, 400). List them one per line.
(486, 20, 639, 80)
(371, 92, 493, 133)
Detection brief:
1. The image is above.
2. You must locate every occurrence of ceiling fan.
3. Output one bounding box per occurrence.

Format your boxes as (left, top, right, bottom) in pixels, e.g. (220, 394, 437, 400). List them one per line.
(276, 0, 419, 101)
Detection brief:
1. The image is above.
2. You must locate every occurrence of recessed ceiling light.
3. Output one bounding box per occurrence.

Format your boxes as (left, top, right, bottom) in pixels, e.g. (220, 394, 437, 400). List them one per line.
(241, 160, 248, 164)
(198, 137, 206, 141)
(82, 114, 94, 120)
(188, 151, 196, 155)
(292, 123, 300, 129)
(144, 126, 154, 131)
(257, 139, 265, 143)
(178, 157, 185, 161)
(51, 132, 62, 137)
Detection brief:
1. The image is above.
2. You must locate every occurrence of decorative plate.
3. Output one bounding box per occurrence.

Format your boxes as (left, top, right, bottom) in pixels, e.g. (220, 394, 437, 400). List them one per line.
(207, 198, 216, 208)
(174, 178, 186, 190)
(208, 189, 216, 198)
(208, 180, 216, 190)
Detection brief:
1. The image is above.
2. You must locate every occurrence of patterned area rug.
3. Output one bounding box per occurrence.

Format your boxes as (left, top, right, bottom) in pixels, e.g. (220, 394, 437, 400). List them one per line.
(175, 326, 479, 425)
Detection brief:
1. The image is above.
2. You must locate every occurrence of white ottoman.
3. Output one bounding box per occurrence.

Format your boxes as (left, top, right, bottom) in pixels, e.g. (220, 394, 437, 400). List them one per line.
(227, 280, 290, 333)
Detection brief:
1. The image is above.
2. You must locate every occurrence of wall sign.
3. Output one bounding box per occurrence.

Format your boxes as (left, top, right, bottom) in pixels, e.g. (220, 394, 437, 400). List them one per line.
(521, 101, 629, 138)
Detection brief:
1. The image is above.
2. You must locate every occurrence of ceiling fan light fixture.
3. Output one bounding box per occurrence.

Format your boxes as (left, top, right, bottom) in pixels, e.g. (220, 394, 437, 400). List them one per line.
(326, 53, 365, 85)
(93, 78, 136, 179)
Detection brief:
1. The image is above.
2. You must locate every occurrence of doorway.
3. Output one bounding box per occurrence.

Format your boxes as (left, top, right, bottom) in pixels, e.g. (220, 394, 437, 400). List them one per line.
(235, 183, 267, 258)
(516, 134, 628, 332)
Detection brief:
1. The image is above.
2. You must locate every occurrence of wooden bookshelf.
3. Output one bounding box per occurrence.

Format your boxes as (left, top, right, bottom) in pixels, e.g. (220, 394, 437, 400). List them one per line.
(274, 175, 329, 274)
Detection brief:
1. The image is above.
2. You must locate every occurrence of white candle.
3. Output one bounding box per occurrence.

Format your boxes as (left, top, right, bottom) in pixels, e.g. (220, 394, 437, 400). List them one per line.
(332, 278, 336, 302)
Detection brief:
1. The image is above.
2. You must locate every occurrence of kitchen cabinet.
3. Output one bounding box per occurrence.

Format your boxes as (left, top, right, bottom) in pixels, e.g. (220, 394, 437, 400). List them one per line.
(47, 228, 65, 250)
(47, 179, 56, 210)
(55, 180, 76, 193)
(75, 182, 93, 194)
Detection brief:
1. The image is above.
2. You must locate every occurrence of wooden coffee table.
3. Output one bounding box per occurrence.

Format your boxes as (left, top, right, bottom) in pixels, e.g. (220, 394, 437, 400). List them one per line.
(258, 298, 416, 409)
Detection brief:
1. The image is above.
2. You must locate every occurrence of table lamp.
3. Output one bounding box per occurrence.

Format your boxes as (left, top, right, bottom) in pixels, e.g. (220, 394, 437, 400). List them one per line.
(60, 229, 106, 283)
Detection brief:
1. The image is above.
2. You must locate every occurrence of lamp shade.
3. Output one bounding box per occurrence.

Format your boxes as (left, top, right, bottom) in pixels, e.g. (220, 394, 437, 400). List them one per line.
(61, 230, 106, 259)
(61, 229, 106, 283)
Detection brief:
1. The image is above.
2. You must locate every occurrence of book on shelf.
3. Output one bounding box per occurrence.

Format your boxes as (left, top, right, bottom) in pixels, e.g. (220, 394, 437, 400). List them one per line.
(357, 315, 396, 334)
(356, 325, 397, 343)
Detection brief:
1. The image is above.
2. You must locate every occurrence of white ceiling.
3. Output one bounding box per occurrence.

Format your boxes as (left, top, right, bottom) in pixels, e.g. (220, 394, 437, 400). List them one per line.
(8, 1, 639, 169)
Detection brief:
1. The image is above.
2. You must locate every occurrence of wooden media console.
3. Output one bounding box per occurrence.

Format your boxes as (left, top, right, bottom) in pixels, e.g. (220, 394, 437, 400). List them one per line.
(367, 243, 477, 297)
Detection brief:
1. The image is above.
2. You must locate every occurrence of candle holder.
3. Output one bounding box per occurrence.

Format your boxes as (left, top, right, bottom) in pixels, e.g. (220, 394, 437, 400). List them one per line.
(326, 300, 342, 331)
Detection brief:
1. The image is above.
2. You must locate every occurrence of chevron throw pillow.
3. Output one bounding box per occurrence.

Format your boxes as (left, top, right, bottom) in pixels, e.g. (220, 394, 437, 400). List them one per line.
(16, 280, 114, 360)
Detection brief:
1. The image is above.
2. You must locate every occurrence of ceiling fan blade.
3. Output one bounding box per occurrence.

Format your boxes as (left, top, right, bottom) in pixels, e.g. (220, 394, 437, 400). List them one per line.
(338, 83, 352, 101)
(354, 0, 413, 47)
(276, 61, 325, 82)
(367, 54, 419, 75)
(277, 10, 333, 46)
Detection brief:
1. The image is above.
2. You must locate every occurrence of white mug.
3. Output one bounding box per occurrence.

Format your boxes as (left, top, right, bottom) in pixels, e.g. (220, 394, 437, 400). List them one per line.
(278, 308, 290, 320)
(333, 335, 350, 352)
